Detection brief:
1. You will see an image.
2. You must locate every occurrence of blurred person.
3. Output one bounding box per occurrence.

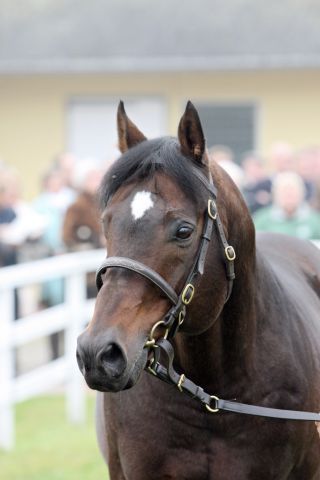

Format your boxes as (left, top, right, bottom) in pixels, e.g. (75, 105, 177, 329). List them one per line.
(0, 167, 47, 320)
(33, 167, 75, 257)
(241, 151, 272, 214)
(63, 160, 104, 251)
(295, 146, 319, 202)
(268, 142, 313, 203)
(253, 172, 320, 240)
(63, 161, 105, 297)
(208, 145, 245, 189)
(0, 168, 18, 267)
(33, 167, 76, 359)
(311, 147, 320, 211)
(0, 167, 47, 262)
(269, 142, 295, 173)
(53, 151, 77, 190)
(314, 146, 320, 179)
(0, 165, 16, 221)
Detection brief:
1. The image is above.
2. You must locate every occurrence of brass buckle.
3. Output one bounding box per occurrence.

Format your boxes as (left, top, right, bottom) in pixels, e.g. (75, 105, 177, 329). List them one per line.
(147, 354, 158, 376)
(205, 395, 220, 413)
(178, 310, 185, 326)
(208, 199, 217, 220)
(181, 284, 195, 305)
(225, 245, 236, 261)
(144, 338, 156, 348)
(177, 374, 186, 392)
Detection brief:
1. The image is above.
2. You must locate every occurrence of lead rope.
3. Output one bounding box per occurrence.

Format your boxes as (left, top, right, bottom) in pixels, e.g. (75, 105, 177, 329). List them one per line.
(146, 337, 320, 422)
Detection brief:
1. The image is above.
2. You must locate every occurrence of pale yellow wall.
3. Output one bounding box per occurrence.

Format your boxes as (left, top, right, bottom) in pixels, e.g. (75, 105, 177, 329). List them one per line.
(0, 70, 319, 198)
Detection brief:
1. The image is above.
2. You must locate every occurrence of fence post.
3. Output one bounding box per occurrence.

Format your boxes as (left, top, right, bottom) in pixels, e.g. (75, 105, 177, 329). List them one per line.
(64, 272, 87, 424)
(0, 289, 15, 450)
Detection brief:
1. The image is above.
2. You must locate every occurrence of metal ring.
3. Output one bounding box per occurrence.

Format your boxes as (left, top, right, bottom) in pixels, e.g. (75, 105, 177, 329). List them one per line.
(205, 395, 220, 413)
(149, 320, 165, 339)
(144, 320, 168, 348)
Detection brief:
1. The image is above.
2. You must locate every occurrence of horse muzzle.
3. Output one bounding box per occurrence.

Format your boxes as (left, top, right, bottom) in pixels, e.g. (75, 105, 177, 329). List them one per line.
(76, 330, 148, 392)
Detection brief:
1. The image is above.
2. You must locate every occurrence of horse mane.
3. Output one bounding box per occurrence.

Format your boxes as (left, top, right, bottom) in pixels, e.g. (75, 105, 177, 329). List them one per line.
(99, 136, 209, 210)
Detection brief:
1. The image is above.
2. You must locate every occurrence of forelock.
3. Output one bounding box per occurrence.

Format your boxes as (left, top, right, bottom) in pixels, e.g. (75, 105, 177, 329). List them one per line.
(99, 137, 208, 210)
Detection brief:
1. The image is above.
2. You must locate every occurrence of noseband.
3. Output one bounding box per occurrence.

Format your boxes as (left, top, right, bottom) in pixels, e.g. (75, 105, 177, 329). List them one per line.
(95, 171, 236, 340)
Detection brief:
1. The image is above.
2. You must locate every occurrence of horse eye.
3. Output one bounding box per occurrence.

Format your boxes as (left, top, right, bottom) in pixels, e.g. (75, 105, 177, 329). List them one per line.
(176, 225, 194, 240)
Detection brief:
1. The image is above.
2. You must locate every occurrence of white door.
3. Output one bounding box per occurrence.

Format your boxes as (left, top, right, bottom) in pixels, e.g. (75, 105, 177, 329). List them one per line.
(67, 97, 167, 164)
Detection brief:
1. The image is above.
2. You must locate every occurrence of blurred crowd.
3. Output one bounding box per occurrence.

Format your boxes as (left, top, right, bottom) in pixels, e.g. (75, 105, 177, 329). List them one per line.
(0, 152, 105, 270)
(209, 143, 320, 240)
(0, 153, 106, 360)
(1, 143, 320, 318)
(2, 143, 320, 278)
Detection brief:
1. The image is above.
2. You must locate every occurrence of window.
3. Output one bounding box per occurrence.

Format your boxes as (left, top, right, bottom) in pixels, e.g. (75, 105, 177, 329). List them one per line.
(195, 103, 257, 163)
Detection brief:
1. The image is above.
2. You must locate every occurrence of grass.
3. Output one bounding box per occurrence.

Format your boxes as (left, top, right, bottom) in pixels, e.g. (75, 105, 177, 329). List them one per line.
(0, 394, 109, 480)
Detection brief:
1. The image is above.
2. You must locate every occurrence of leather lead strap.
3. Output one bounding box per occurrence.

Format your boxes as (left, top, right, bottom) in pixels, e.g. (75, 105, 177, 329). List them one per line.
(149, 339, 320, 422)
(216, 399, 320, 421)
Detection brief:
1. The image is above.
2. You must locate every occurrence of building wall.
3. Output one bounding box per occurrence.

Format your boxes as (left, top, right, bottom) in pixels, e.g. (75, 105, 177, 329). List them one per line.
(0, 70, 319, 198)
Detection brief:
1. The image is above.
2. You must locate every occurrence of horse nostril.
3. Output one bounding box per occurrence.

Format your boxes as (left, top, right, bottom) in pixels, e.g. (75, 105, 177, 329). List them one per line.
(76, 349, 87, 376)
(99, 343, 127, 379)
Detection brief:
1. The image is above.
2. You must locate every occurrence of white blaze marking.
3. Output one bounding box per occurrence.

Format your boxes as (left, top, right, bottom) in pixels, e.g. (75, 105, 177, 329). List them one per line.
(131, 191, 154, 220)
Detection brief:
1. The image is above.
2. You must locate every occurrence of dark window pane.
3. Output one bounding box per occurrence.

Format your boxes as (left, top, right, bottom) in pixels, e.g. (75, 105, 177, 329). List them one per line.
(196, 104, 256, 164)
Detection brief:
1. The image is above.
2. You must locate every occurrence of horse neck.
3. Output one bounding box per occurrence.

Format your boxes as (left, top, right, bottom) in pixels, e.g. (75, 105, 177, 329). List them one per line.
(174, 172, 257, 396)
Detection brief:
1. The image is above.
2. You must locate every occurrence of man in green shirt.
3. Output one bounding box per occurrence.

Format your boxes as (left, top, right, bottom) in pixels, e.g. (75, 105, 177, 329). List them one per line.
(253, 172, 320, 240)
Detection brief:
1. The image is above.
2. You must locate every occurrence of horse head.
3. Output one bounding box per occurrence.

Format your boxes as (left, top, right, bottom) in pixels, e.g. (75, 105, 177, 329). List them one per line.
(76, 101, 253, 392)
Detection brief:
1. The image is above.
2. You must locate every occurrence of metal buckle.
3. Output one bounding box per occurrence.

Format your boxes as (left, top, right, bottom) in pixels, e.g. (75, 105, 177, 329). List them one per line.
(181, 284, 195, 305)
(177, 374, 186, 392)
(147, 354, 158, 376)
(205, 395, 220, 413)
(178, 310, 185, 326)
(208, 199, 217, 220)
(225, 245, 236, 261)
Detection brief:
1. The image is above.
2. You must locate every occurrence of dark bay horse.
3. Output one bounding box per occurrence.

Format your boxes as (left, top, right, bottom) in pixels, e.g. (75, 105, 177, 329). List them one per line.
(77, 101, 320, 479)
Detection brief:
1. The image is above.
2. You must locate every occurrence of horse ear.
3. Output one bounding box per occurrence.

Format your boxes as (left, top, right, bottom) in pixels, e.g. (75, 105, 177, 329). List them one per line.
(117, 101, 147, 153)
(178, 101, 206, 164)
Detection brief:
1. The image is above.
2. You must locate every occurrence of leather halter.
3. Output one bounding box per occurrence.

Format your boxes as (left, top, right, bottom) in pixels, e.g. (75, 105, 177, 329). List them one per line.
(95, 169, 320, 423)
(95, 171, 236, 339)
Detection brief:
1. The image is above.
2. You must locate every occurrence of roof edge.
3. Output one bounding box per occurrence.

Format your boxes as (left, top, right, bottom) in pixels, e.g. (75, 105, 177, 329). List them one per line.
(1, 54, 320, 74)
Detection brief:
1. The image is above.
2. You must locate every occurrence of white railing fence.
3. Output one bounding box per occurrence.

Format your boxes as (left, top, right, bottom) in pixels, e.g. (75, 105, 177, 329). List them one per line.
(0, 249, 105, 451)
